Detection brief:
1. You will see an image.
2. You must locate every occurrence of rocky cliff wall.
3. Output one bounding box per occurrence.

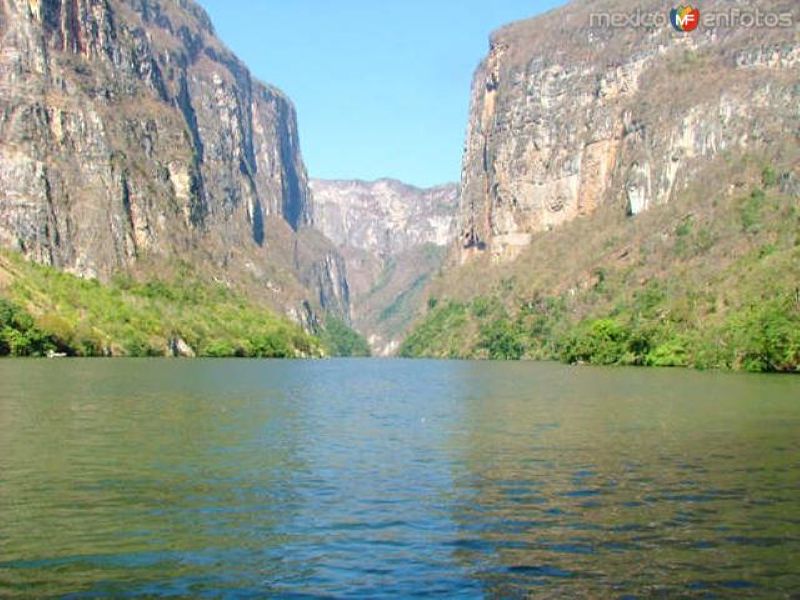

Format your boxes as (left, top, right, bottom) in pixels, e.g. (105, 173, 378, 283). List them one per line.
(0, 0, 348, 323)
(311, 178, 457, 261)
(458, 0, 799, 262)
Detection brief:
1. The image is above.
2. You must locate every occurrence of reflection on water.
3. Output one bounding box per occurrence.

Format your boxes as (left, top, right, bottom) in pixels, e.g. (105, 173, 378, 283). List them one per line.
(0, 359, 798, 597)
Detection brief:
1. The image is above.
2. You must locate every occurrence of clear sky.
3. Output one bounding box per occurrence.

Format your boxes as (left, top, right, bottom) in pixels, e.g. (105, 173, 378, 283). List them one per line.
(198, 1, 563, 188)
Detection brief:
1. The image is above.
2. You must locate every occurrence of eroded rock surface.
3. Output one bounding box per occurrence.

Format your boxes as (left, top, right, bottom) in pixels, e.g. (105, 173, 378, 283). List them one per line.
(458, 0, 799, 262)
(0, 0, 348, 324)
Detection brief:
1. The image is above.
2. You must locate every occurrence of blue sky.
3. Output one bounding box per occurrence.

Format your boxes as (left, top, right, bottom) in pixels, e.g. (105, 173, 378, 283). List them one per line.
(199, 1, 563, 187)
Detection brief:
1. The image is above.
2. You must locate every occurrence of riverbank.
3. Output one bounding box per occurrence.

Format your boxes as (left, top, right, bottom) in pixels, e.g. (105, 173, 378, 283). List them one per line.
(401, 179, 800, 373)
(0, 251, 369, 359)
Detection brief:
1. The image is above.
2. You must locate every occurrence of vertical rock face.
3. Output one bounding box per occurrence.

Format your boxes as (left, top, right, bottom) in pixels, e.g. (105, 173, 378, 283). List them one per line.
(458, 0, 799, 262)
(0, 0, 345, 322)
(310, 178, 458, 354)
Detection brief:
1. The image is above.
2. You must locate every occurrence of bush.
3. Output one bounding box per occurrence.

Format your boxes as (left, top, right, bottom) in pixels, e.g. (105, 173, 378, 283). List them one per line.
(479, 318, 525, 360)
(123, 335, 162, 357)
(675, 217, 692, 238)
(762, 166, 778, 188)
(247, 334, 293, 358)
(726, 296, 800, 372)
(0, 299, 55, 357)
(645, 339, 689, 367)
(320, 318, 371, 357)
(632, 282, 667, 319)
(558, 319, 660, 366)
(202, 340, 238, 357)
(471, 297, 493, 318)
(740, 188, 764, 234)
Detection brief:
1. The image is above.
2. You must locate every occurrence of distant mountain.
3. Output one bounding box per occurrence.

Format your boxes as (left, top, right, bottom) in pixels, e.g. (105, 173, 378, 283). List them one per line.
(310, 178, 458, 355)
(403, 0, 800, 371)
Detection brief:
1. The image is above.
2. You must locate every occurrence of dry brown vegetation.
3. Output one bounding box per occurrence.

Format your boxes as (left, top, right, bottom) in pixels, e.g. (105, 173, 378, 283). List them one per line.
(402, 154, 800, 371)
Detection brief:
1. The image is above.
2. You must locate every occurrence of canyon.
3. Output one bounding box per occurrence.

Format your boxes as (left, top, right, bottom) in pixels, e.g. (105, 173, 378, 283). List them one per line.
(0, 0, 797, 365)
(310, 178, 457, 355)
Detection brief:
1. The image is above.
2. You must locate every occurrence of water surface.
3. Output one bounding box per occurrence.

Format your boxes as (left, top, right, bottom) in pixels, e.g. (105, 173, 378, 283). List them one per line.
(0, 359, 798, 597)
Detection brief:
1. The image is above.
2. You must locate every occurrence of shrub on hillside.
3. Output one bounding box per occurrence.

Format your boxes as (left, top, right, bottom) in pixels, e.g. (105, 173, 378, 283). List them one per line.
(726, 296, 800, 372)
(0, 299, 56, 357)
(740, 188, 765, 234)
(320, 319, 370, 357)
(478, 317, 525, 360)
(559, 318, 634, 365)
(645, 339, 689, 367)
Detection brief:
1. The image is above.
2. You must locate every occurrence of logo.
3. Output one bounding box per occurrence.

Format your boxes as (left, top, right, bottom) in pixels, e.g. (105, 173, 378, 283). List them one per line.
(670, 5, 700, 31)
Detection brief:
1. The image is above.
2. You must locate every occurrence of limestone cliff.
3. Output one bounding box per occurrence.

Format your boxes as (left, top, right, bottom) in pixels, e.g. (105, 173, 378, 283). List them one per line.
(0, 0, 349, 324)
(458, 0, 799, 262)
(310, 178, 458, 354)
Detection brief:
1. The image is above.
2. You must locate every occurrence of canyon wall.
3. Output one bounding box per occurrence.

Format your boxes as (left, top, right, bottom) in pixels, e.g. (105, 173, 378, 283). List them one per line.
(0, 0, 349, 324)
(458, 0, 799, 262)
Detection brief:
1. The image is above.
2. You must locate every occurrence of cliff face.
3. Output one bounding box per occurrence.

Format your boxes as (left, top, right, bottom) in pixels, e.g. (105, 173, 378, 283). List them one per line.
(310, 178, 458, 354)
(458, 0, 799, 262)
(402, 0, 798, 364)
(0, 0, 348, 324)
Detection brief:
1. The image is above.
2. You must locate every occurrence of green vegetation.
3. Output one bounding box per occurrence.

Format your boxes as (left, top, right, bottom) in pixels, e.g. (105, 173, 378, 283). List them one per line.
(724, 294, 800, 372)
(478, 317, 525, 360)
(399, 300, 469, 359)
(0, 298, 58, 356)
(740, 188, 765, 234)
(378, 275, 427, 323)
(403, 286, 800, 372)
(558, 290, 800, 371)
(762, 165, 778, 188)
(320, 318, 371, 357)
(401, 164, 800, 373)
(0, 252, 322, 358)
(354, 244, 448, 348)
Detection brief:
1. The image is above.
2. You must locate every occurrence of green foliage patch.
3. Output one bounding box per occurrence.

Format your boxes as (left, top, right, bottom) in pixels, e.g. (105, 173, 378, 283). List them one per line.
(0, 252, 321, 358)
(0, 298, 57, 357)
(401, 176, 800, 373)
(320, 318, 371, 357)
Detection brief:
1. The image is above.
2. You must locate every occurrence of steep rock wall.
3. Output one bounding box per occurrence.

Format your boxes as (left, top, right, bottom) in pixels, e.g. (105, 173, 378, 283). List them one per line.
(0, 0, 348, 323)
(458, 0, 799, 262)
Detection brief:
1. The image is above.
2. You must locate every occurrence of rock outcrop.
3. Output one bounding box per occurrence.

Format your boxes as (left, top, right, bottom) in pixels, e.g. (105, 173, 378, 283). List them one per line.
(458, 0, 799, 262)
(0, 0, 348, 324)
(310, 178, 458, 354)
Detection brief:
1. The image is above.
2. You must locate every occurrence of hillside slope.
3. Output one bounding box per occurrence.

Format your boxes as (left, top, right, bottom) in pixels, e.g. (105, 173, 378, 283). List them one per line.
(403, 0, 800, 371)
(0, 250, 323, 357)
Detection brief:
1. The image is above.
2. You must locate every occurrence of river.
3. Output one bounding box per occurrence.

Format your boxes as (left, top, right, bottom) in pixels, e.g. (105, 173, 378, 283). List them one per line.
(0, 359, 798, 597)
